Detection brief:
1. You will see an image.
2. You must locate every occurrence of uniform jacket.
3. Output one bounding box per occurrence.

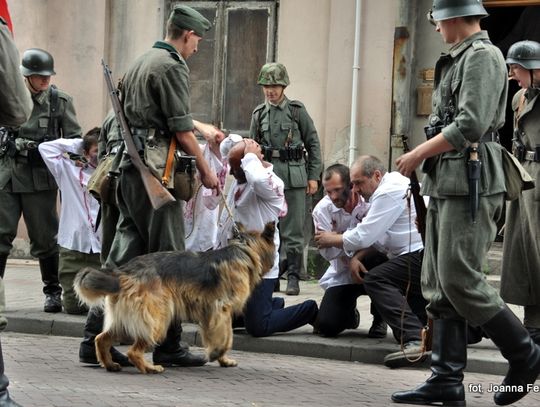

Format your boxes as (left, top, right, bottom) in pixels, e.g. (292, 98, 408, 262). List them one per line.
(500, 87, 540, 305)
(0, 86, 81, 192)
(0, 17, 32, 127)
(249, 97, 322, 189)
(421, 31, 509, 199)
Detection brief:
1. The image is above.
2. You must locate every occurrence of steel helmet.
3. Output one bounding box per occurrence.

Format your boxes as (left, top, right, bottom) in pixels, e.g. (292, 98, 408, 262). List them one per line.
(430, 0, 488, 22)
(257, 63, 290, 86)
(20, 48, 56, 77)
(506, 40, 540, 70)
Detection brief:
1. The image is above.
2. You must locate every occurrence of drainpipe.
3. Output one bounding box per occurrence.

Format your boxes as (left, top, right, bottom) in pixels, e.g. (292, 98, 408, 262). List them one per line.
(349, 0, 362, 166)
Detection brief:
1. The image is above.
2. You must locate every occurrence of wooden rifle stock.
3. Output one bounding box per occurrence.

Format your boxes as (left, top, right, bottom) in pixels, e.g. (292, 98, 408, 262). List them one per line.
(101, 59, 176, 210)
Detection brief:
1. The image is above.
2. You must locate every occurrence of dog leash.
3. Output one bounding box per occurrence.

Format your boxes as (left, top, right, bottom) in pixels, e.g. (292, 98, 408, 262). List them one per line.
(219, 192, 241, 238)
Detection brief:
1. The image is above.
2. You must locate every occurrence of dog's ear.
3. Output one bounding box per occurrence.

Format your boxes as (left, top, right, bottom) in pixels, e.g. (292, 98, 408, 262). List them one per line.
(261, 222, 276, 242)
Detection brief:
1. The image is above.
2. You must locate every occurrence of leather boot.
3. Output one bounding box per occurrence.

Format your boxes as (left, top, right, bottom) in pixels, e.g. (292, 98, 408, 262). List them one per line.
(391, 319, 467, 406)
(481, 306, 540, 406)
(79, 307, 131, 366)
(0, 255, 7, 279)
(0, 338, 21, 407)
(285, 253, 301, 296)
(153, 321, 207, 367)
(39, 255, 62, 313)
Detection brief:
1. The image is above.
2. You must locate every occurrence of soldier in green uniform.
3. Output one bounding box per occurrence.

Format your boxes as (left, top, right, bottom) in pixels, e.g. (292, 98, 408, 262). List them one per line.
(105, 5, 219, 368)
(393, 1, 540, 406)
(0, 47, 81, 314)
(250, 62, 322, 295)
(0, 15, 32, 407)
(501, 40, 540, 345)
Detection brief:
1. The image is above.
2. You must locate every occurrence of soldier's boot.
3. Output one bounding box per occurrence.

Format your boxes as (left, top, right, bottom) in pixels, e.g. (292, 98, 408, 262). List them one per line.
(285, 253, 301, 296)
(391, 319, 467, 406)
(0, 255, 7, 279)
(274, 258, 288, 293)
(153, 322, 207, 367)
(0, 338, 21, 407)
(39, 254, 62, 313)
(481, 306, 540, 406)
(79, 307, 131, 366)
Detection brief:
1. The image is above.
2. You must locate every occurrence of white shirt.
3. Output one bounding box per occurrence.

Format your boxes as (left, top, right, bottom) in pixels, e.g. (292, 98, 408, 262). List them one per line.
(216, 153, 286, 279)
(39, 138, 101, 254)
(183, 144, 228, 251)
(313, 195, 370, 290)
(343, 171, 423, 258)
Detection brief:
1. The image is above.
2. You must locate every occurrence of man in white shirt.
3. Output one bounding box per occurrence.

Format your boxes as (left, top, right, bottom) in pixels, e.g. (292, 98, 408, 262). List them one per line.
(315, 155, 427, 366)
(39, 130, 102, 315)
(313, 163, 388, 337)
(218, 136, 318, 336)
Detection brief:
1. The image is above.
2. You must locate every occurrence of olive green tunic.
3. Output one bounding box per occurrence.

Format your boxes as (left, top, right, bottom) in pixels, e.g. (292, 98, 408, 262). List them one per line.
(249, 97, 322, 259)
(420, 31, 508, 325)
(500, 88, 540, 306)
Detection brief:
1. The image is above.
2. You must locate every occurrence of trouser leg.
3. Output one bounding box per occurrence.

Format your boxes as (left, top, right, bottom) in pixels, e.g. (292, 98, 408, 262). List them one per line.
(39, 254, 62, 313)
(316, 284, 364, 337)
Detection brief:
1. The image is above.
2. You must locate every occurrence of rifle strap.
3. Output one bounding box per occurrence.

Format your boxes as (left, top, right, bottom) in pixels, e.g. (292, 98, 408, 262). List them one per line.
(48, 84, 60, 138)
(162, 136, 177, 187)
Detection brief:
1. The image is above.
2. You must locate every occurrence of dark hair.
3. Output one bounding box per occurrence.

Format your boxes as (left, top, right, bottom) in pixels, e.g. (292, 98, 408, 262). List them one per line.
(83, 127, 99, 154)
(166, 20, 188, 40)
(323, 163, 350, 186)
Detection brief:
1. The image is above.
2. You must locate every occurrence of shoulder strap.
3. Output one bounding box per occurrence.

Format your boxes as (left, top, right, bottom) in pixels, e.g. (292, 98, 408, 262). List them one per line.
(48, 85, 60, 139)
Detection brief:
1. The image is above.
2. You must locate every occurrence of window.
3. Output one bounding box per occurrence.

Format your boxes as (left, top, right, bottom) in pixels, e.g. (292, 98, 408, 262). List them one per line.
(169, 1, 277, 135)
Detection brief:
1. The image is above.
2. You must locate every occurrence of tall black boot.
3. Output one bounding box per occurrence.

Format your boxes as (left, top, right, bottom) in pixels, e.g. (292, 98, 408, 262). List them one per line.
(481, 306, 540, 406)
(0, 338, 21, 407)
(38, 255, 62, 313)
(153, 321, 207, 367)
(285, 253, 301, 296)
(0, 255, 7, 279)
(79, 307, 131, 366)
(391, 319, 467, 406)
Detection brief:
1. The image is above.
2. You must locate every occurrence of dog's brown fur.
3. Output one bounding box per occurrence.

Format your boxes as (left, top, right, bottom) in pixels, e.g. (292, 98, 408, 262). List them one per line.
(74, 222, 276, 374)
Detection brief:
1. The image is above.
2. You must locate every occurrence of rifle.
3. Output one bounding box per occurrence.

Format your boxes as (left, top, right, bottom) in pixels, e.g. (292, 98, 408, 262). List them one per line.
(101, 59, 176, 210)
(401, 135, 432, 353)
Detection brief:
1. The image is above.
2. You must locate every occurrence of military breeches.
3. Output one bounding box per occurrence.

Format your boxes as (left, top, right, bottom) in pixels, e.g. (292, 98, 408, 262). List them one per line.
(0, 187, 58, 258)
(279, 187, 306, 257)
(105, 167, 185, 268)
(422, 194, 505, 326)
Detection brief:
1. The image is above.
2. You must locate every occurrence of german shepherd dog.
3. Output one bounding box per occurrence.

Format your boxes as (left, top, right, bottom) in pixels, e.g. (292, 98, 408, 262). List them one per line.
(74, 222, 276, 374)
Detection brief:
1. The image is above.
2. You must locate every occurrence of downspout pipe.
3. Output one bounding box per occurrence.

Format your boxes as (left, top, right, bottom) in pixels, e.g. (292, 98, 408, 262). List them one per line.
(349, 0, 362, 166)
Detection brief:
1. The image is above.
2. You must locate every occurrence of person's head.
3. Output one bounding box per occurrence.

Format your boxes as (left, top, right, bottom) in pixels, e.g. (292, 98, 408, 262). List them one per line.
(165, 5, 211, 60)
(227, 138, 263, 183)
(350, 155, 387, 201)
(20, 48, 55, 93)
(83, 127, 99, 167)
(427, 0, 487, 44)
(506, 40, 540, 90)
(322, 163, 351, 209)
(257, 63, 289, 105)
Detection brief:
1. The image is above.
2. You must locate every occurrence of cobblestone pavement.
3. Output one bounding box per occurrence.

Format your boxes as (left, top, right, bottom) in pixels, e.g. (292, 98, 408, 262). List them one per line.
(3, 332, 540, 407)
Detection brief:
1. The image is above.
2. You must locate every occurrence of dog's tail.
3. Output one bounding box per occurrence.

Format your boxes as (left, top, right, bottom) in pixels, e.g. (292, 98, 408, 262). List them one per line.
(74, 267, 121, 307)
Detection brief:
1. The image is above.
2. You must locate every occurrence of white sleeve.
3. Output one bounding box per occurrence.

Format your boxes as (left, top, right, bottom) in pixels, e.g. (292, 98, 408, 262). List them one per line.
(38, 138, 83, 181)
(312, 200, 344, 261)
(242, 153, 285, 205)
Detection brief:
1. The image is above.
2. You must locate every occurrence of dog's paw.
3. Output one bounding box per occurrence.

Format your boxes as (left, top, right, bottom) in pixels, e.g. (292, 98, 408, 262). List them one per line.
(144, 364, 165, 374)
(104, 362, 122, 372)
(218, 356, 238, 367)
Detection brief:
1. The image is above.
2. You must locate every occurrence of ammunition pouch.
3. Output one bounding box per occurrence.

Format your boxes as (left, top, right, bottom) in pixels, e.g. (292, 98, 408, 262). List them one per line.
(88, 155, 116, 203)
(512, 138, 526, 161)
(0, 128, 17, 158)
(261, 145, 304, 162)
(424, 124, 444, 140)
(173, 154, 198, 202)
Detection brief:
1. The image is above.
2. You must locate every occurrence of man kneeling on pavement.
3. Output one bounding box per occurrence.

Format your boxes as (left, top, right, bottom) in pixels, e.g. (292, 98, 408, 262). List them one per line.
(314, 155, 484, 367)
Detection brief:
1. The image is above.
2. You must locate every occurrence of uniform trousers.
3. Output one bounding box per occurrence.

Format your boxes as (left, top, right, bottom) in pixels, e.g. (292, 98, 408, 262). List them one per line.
(422, 194, 506, 325)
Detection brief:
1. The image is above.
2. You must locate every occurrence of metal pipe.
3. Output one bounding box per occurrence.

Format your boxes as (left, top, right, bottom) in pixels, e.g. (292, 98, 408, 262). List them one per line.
(348, 0, 362, 166)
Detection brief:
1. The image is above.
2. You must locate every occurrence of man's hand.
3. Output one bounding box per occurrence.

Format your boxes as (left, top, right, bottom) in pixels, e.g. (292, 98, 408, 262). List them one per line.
(200, 171, 221, 194)
(193, 120, 225, 157)
(395, 149, 422, 178)
(350, 256, 368, 284)
(314, 230, 343, 249)
(306, 180, 318, 195)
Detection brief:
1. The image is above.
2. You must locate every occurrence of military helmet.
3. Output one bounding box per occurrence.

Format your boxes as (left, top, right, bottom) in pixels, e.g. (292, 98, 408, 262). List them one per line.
(257, 63, 290, 86)
(20, 48, 56, 77)
(430, 0, 488, 21)
(506, 40, 540, 70)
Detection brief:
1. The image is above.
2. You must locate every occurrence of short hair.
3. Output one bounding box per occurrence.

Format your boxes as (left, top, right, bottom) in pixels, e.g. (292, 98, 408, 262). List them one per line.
(323, 163, 350, 186)
(166, 20, 187, 40)
(82, 127, 99, 154)
(353, 155, 387, 177)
